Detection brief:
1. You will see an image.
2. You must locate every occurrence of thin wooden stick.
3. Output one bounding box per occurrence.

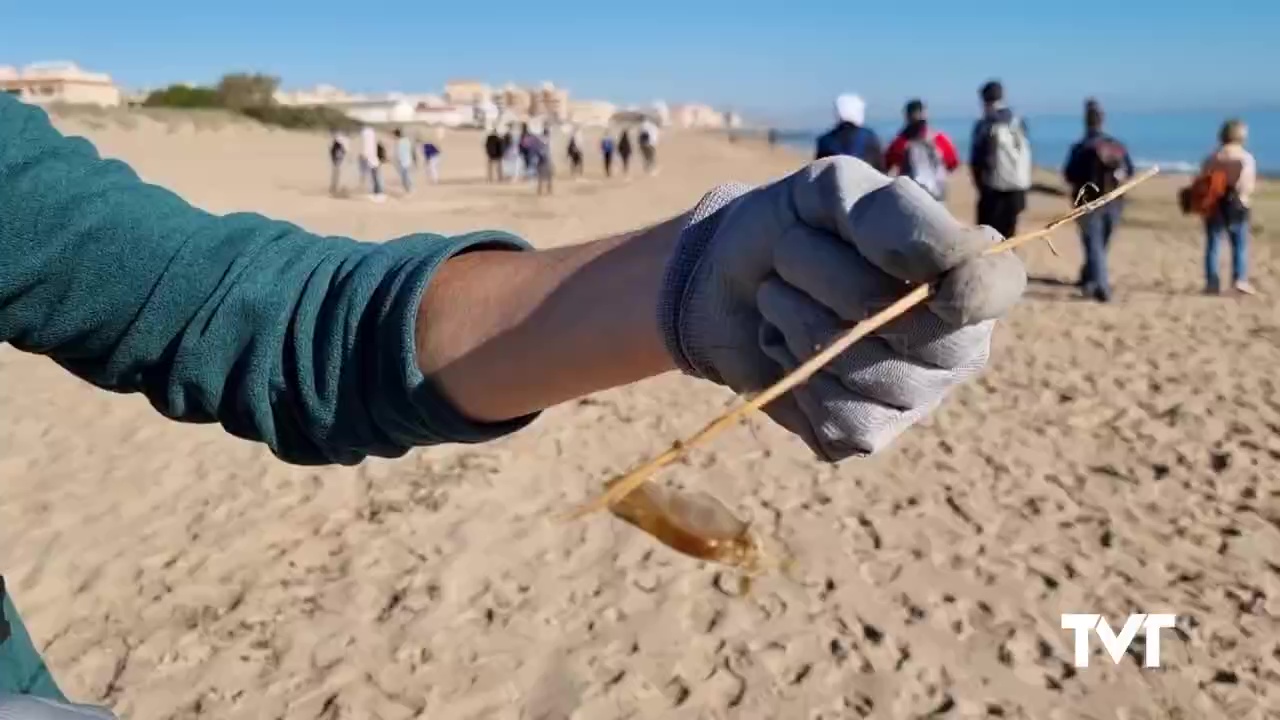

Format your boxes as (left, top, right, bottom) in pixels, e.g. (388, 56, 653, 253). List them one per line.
(565, 167, 1160, 520)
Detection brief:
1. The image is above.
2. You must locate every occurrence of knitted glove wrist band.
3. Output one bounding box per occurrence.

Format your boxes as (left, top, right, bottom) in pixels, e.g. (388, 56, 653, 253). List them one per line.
(656, 183, 751, 379)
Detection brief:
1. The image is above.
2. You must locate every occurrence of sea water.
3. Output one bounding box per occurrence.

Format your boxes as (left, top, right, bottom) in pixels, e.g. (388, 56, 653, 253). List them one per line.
(781, 108, 1280, 176)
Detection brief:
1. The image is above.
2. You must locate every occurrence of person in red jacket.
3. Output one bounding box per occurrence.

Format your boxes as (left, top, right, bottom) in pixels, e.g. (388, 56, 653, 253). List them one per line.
(883, 99, 960, 200)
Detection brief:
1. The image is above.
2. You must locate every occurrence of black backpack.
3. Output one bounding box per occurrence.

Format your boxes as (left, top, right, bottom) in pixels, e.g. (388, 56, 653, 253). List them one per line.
(376, 142, 387, 163)
(329, 139, 346, 163)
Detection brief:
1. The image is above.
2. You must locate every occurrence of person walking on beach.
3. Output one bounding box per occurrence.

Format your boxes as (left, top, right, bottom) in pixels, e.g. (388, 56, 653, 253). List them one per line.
(502, 126, 522, 181)
(422, 140, 442, 184)
(485, 128, 505, 182)
(1196, 119, 1259, 295)
(567, 126, 585, 178)
(638, 119, 660, 174)
(617, 129, 633, 175)
(393, 128, 416, 194)
(970, 80, 1032, 238)
(328, 130, 349, 197)
(814, 93, 884, 171)
(883, 98, 959, 201)
(0, 93, 1026, 717)
(518, 123, 536, 181)
(601, 131, 616, 177)
(534, 126, 554, 195)
(1063, 99, 1134, 303)
(359, 124, 385, 201)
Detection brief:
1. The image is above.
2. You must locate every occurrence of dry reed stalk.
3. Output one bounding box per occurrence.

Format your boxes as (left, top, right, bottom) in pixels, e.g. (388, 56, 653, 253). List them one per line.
(567, 167, 1160, 522)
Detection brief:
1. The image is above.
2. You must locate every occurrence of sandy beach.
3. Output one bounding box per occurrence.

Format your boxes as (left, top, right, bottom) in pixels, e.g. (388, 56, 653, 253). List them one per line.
(2, 107, 1279, 719)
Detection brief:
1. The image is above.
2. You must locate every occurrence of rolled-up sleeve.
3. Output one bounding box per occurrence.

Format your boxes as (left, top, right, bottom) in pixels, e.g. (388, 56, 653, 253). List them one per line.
(0, 96, 535, 465)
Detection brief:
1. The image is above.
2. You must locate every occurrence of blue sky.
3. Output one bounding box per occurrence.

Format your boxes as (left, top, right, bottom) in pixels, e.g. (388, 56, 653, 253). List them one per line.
(4, 1, 1275, 126)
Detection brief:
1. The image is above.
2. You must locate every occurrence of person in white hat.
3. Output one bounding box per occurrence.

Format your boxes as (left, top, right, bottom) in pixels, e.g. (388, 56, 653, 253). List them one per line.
(814, 93, 884, 170)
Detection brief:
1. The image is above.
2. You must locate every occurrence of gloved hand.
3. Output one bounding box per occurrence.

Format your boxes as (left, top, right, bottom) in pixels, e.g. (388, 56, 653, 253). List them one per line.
(658, 156, 1026, 460)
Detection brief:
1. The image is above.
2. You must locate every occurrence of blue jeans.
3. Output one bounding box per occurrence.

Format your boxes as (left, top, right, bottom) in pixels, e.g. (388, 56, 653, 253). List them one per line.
(1078, 203, 1121, 296)
(1204, 214, 1250, 290)
(397, 163, 413, 192)
(359, 158, 384, 195)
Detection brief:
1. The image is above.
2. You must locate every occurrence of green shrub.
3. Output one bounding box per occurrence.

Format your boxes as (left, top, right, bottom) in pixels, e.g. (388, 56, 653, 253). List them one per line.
(143, 85, 221, 109)
(241, 104, 358, 132)
(129, 74, 359, 133)
(216, 73, 279, 111)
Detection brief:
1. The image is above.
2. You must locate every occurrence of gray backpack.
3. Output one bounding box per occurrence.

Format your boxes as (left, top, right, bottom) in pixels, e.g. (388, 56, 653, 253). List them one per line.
(986, 116, 1032, 191)
(903, 134, 947, 200)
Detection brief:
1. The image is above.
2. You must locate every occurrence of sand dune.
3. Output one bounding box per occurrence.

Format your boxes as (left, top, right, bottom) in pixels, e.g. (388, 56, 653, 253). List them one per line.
(2, 109, 1278, 719)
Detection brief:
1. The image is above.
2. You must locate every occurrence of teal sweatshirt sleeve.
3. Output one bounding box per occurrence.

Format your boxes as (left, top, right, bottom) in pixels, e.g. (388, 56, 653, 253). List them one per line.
(0, 96, 537, 465)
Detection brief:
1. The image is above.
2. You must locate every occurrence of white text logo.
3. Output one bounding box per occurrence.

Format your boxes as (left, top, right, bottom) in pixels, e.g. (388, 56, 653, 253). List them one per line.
(1061, 613, 1176, 668)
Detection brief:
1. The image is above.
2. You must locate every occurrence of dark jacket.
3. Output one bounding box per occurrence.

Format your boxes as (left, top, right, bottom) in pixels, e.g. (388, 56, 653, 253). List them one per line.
(814, 122, 884, 171)
(484, 132, 503, 159)
(970, 106, 1029, 191)
(1063, 130, 1135, 203)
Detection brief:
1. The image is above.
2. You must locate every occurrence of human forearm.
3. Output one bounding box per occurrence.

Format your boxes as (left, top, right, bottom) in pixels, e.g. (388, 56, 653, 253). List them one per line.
(417, 215, 684, 422)
(0, 95, 528, 464)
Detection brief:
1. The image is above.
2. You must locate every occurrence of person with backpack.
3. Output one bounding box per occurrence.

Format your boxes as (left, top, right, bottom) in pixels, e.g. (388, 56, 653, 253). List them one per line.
(528, 128, 554, 195)
(328, 130, 349, 197)
(1063, 99, 1134, 302)
(484, 128, 504, 182)
(883, 98, 959, 201)
(422, 140, 442, 184)
(638, 119, 660, 174)
(814, 93, 884, 170)
(517, 123, 535, 180)
(1191, 119, 1258, 295)
(600, 131, 616, 177)
(970, 81, 1032, 238)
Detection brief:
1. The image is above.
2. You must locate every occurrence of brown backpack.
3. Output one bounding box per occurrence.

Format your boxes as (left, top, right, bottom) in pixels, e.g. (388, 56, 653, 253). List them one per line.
(1179, 166, 1230, 218)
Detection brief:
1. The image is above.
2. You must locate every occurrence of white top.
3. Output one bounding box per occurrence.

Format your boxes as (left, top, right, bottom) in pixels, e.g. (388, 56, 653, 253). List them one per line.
(641, 120, 660, 146)
(360, 127, 378, 165)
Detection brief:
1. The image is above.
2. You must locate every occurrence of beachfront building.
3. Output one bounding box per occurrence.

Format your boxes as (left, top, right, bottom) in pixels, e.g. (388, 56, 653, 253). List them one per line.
(529, 81, 570, 120)
(339, 96, 474, 127)
(670, 103, 728, 129)
(486, 81, 571, 121)
(0, 61, 122, 107)
(444, 80, 491, 107)
(494, 83, 533, 117)
(567, 99, 617, 127)
(274, 84, 370, 106)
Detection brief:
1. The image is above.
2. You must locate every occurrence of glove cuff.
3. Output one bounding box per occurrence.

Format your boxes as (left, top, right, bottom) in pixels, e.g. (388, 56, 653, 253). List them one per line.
(657, 182, 751, 378)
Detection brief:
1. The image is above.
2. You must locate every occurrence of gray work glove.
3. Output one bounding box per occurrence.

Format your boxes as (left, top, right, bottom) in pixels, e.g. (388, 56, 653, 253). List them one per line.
(658, 156, 1026, 460)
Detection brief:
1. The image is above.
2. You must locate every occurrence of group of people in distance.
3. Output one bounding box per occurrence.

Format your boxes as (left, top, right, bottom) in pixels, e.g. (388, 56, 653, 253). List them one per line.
(482, 122, 557, 194)
(328, 115, 664, 202)
(815, 79, 1259, 301)
(482, 118, 661, 194)
(328, 125, 441, 202)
